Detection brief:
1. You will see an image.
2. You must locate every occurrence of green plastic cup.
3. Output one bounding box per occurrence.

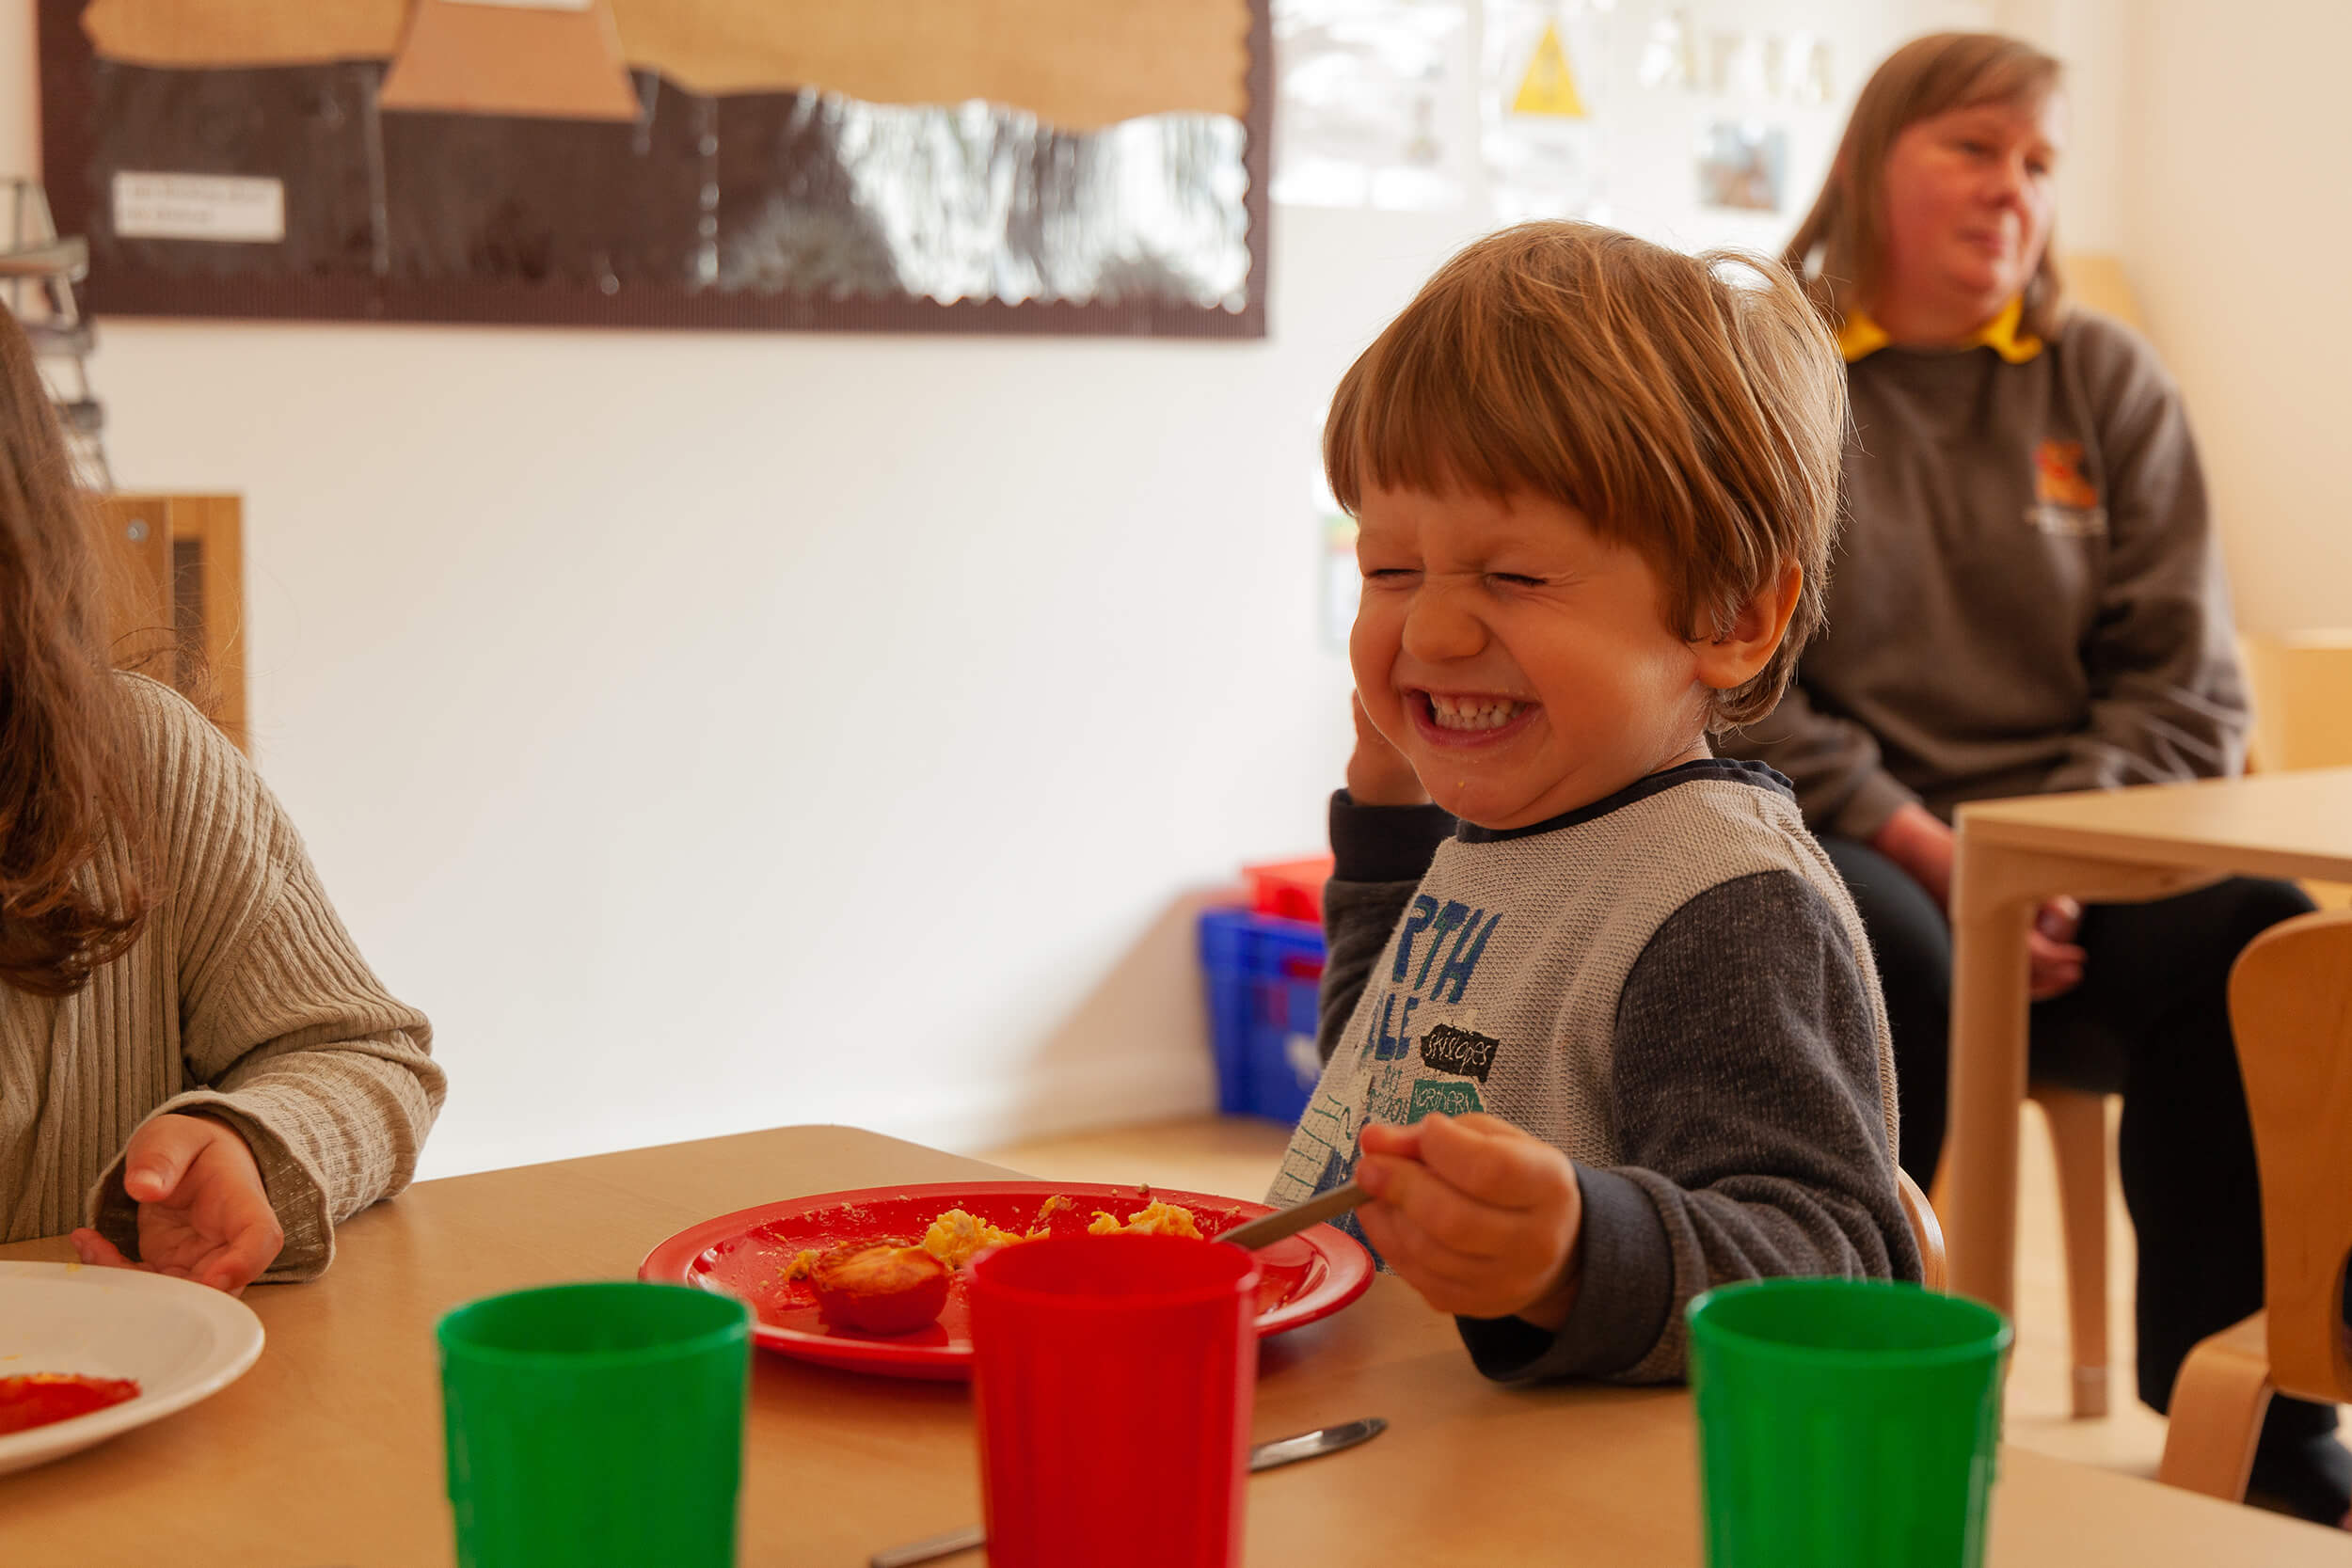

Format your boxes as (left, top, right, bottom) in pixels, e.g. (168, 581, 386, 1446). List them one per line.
(1688, 1278, 2012, 1568)
(437, 1282, 752, 1568)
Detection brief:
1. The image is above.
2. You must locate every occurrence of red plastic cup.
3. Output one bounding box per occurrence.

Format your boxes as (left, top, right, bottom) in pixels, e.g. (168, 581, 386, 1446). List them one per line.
(967, 1234, 1261, 1568)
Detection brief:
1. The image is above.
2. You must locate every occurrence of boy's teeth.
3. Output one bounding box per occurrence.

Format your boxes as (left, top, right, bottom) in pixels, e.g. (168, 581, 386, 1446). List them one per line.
(1427, 695, 1525, 732)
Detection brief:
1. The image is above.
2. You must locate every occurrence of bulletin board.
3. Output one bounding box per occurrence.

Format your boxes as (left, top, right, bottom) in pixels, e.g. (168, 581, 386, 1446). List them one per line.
(37, 0, 1272, 338)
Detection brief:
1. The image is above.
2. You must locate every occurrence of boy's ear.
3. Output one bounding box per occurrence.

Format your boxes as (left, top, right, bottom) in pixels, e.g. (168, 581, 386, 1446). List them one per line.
(1692, 564, 1803, 693)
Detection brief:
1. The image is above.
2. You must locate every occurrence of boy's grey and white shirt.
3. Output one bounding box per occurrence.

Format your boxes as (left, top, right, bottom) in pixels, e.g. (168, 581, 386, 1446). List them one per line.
(1267, 760, 1915, 1385)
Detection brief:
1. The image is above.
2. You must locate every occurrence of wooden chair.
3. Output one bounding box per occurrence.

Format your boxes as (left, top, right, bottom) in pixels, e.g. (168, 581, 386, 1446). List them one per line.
(2156, 909, 2352, 1502)
(1934, 1083, 2115, 1415)
(1898, 1166, 1947, 1291)
(2240, 631, 2352, 775)
(2031, 1085, 2114, 1418)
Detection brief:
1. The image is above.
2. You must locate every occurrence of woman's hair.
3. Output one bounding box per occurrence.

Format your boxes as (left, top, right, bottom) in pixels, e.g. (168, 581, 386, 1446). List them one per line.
(1786, 31, 2066, 341)
(1324, 220, 1847, 731)
(0, 302, 150, 996)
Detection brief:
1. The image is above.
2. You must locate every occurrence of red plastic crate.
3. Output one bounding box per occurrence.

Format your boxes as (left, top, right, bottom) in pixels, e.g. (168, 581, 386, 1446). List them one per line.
(1243, 856, 1333, 925)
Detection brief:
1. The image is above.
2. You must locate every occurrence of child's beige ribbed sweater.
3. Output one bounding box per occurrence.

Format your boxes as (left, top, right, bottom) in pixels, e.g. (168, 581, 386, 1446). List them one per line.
(0, 674, 442, 1278)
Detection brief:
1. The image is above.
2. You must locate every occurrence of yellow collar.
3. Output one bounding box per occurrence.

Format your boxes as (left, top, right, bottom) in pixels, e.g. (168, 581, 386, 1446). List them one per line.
(1836, 296, 2043, 364)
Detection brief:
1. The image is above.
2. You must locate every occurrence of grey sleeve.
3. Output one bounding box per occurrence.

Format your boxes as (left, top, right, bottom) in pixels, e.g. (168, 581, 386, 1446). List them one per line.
(1457, 870, 1916, 1386)
(2043, 319, 2249, 793)
(1316, 791, 1454, 1065)
(1717, 685, 1921, 844)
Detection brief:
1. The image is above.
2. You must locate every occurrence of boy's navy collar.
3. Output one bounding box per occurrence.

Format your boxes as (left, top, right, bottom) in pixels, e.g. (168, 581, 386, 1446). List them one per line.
(1453, 758, 1794, 844)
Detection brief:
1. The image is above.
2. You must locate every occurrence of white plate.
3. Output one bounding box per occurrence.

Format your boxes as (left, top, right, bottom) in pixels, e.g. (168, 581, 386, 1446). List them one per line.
(0, 1261, 264, 1476)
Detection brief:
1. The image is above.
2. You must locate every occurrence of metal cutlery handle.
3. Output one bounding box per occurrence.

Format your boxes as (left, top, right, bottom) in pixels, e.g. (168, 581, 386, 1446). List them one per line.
(1217, 1180, 1369, 1251)
(869, 1524, 985, 1568)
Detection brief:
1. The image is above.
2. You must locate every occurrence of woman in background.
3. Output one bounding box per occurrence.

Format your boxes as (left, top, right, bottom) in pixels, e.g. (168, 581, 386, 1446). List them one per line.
(0, 302, 443, 1291)
(1724, 32, 2343, 1520)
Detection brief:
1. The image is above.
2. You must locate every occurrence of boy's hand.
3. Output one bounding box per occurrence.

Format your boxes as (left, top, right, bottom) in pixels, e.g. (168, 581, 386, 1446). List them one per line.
(1352, 1113, 1583, 1328)
(71, 1113, 284, 1295)
(1345, 692, 1429, 807)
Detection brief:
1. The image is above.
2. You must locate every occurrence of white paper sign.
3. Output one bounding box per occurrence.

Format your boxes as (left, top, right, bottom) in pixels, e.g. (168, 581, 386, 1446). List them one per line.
(112, 173, 286, 244)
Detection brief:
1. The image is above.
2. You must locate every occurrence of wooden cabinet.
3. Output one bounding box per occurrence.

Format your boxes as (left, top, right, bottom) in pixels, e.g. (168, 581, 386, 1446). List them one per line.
(87, 493, 246, 752)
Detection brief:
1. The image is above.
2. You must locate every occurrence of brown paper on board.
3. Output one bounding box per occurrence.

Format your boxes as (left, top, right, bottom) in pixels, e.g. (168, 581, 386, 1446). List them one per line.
(82, 0, 1250, 130)
(81, 0, 405, 67)
(377, 0, 642, 121)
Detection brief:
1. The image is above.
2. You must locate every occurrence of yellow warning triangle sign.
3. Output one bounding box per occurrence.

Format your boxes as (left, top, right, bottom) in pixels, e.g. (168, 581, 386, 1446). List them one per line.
(1512, 22, 1588, 119)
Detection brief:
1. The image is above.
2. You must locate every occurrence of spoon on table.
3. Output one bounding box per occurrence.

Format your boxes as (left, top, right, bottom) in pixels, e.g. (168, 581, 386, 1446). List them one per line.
(1217, 1180, 1368, 1250)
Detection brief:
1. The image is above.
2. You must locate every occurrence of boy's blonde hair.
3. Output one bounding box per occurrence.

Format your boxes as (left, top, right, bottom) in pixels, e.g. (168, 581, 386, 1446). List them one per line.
(1325, 220, 1846, 729)
(1788, 32, 2065, 341)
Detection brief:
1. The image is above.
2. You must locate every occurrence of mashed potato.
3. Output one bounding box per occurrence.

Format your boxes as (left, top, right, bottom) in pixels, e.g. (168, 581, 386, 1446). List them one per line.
(1087, 1200, 1203, 1239)
(918, 1208, 1031, 1270)
(784, 1195, 1205, 1289)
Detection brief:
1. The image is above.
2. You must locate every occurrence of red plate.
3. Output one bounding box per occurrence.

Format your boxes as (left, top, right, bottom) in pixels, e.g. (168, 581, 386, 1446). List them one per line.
(637, 1180, 1374, 1380)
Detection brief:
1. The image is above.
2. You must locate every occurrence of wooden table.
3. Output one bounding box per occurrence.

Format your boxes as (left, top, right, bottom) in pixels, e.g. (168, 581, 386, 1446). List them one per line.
(6, 1124, 2346, 1566)
(1947, 768, 2352, 1315)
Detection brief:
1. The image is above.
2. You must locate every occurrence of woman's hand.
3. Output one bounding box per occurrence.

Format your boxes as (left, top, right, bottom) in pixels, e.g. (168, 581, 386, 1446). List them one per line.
(1352, 1113, 1584, 1327)
(70, 1114, 284, 1295)
(1871, 801, 1957, 908)
(1873, 804, 2085, 999)
(1344, 692, 1429, 808)
(2028, 896, 2085, 1000)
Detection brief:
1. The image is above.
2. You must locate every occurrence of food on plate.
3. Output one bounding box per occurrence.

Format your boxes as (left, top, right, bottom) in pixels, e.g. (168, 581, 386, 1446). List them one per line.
(803, 1241, 952, 1335)
(1088, 1199, 1203, 1239)
(0, 1372, 141, 1435)
(776, 1193, 1218, 1338)
(918, 1208, 1033, 1270)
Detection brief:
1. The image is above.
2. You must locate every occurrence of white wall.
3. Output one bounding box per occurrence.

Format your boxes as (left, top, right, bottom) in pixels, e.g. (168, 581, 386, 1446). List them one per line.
(2107, 1, 2352, 635)
(4, 0, 2101, 1182)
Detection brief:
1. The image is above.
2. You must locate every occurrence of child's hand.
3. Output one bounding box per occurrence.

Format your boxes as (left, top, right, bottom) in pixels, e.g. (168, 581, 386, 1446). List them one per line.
(1353, 1113, 1583, 1327)
(1344, 692, 1429, 807)
(71, 1113, 284, 1295)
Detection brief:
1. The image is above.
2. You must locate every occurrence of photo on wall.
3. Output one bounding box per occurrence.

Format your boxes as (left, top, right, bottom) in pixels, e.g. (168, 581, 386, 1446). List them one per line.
(37, 0, 1272, 337)
(1694, 119, 1787, 213)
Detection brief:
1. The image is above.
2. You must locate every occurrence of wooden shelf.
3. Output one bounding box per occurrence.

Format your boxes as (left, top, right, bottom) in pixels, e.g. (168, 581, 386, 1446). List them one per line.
(88, 492, 246, 752)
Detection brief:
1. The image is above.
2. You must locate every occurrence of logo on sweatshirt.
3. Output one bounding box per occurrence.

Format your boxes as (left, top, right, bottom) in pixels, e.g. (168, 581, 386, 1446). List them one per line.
(2026, 438, 2106, 537)
(1407, 1079, 1484, 1121)
(1419, 1022, 1501, 1083)
(1359, 897, 1504, 1065)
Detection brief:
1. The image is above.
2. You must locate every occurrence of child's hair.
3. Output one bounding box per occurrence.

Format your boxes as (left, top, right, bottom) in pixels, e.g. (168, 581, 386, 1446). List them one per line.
(1324, 220, 1846, 729)
(1787, 32, 2065, 341)
(0, 302, 151, 996)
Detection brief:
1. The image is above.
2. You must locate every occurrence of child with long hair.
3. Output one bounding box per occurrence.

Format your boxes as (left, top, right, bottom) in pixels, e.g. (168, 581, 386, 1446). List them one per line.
(0, 303, 442, 1291)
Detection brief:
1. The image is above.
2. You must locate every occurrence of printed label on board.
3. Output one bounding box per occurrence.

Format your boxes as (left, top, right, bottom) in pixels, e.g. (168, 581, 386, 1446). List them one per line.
(112, 173, 286, 244)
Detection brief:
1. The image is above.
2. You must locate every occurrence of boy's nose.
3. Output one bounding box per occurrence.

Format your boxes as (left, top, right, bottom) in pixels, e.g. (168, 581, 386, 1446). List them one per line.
(1399, 582, 1487, 663)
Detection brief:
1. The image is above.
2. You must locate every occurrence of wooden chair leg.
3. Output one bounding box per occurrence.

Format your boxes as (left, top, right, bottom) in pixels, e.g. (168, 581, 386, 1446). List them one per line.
(2034, 1086, 2111, 1418)
(2157, 1314, 2275, 1501)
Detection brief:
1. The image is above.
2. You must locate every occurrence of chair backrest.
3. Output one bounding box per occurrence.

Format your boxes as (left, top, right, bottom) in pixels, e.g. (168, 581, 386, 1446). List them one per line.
(1897, 1166, 1947, 1291)
(2239, 632, 2352, 773)
(2228, 909, 2352, 1402)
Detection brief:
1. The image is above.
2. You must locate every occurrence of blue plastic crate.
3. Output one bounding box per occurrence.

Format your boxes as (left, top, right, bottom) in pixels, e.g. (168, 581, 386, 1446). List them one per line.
(1198, 907, 1326, 1124)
